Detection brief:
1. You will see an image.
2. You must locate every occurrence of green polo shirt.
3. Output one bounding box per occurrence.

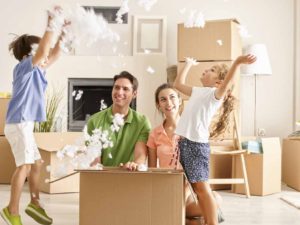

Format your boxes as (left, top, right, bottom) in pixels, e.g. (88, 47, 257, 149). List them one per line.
(87, 106, 151, 166)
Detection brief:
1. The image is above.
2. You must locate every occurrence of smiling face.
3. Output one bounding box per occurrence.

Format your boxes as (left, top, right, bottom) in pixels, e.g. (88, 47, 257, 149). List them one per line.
(156, 88, 181, 118)
(112, 78, 136, 109)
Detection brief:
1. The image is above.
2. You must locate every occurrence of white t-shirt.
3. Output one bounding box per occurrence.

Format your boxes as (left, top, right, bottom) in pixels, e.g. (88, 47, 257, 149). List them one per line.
(175, 87, 222, 143)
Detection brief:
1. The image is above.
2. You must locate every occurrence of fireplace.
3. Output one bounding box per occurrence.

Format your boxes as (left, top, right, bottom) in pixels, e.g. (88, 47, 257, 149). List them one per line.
(68, 78, 136, 131)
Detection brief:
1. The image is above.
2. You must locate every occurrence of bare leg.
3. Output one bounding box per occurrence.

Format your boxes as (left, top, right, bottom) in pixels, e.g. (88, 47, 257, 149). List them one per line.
(8, 164, 31, 215)
(192, 182, 218, 225)
(186, 195, 203, 217)
(28, 160, 43, 206)
(185, 183, 203, 218)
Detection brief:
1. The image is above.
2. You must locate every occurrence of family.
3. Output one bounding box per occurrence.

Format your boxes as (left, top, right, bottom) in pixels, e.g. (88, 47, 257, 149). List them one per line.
(0, 6, 256, 225)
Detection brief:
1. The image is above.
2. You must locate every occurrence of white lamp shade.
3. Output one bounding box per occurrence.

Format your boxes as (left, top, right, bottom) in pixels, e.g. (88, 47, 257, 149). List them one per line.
(241, 44, 272, 75)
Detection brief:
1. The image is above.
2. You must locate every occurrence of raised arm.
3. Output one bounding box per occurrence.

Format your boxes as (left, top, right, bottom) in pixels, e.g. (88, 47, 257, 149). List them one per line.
(173, 58, 198, 97)
(33, 6, 65, 68)
(43, 21, 70, 69)
(215, 54, 256, 99)
(32, 15, 55, 67)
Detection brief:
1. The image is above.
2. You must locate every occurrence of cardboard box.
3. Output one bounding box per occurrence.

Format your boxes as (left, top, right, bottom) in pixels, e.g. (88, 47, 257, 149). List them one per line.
(282, 138, 300, 191)
(0, 98, 10, 135)
(234, 137, 281, 196)
(79, 169, 185, 225)
(34, 132, 82, 194)
(0, 136, 16, 184)
(177, 19, 242, 61)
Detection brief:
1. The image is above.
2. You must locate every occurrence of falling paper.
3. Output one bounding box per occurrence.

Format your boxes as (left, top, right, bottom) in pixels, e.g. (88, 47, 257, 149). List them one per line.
(194, 11, 205, 28)
(48, 5, 121, 54)
(137, 164, 148, 171)
(179, 8, 186, 15)
(138, 0, 158, 11)
(146, 66, 155, 74)
(144, 49, 151, 54)
(184, 10, 205, 28)
(216, 39, 223, 46)
(116, 0, 129, 24)
(99, 99, 107, 111)
(51, 114, 125, 179)
(238, 25, 252, 38)
(46, 165, 51, 172)
(75, 90, 83, 101)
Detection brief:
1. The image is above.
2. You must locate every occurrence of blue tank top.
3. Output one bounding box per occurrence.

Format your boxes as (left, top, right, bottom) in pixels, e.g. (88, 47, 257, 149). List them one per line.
(6, 56, 48, 123)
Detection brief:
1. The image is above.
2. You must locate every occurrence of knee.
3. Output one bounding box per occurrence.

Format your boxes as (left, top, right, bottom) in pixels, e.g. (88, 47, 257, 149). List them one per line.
(35, 160, 43, 169)
(192, 183, 211, 197)
(17, 164, 31, 176)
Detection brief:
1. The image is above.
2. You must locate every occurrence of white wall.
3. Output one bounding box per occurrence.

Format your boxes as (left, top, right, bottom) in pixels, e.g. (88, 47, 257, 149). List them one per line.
(0, 0, 296, 138)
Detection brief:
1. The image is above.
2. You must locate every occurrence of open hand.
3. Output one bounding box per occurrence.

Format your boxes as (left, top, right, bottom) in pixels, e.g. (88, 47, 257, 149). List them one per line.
(120, 161, 139, 171)
(185, 57, 199, 66)
(236, 54, 256, 65)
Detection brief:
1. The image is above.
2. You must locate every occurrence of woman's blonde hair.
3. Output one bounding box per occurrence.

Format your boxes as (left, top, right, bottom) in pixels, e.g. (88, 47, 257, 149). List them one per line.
(210, 64, 236, 138)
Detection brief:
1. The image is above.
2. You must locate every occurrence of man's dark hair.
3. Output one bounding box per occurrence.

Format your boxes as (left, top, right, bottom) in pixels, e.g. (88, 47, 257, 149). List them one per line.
(113, 71, 138, 91)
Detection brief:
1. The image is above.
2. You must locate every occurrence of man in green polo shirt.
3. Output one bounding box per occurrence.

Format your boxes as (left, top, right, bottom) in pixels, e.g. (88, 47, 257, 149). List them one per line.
(87, 71, 151, 170)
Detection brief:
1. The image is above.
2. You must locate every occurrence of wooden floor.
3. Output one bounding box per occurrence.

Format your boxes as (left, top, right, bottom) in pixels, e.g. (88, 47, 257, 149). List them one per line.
(0, 184, 299, 225)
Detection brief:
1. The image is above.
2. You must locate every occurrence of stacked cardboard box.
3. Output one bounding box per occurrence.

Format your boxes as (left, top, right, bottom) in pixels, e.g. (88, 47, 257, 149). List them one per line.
(282, 138, 300, 191)
(178, 19, 242, 62)
(233, 137, 281, 196)
(0, 98, 16, 184)
(177, 19, 242, 189)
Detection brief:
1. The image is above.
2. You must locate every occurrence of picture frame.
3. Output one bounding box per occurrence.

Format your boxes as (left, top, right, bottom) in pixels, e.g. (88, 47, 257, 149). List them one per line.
(132, 16, 167, 55)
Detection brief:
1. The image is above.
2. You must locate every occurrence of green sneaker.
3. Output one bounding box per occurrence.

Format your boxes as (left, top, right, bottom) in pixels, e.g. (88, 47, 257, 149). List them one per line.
(25, 203, 52, 225)
(0, 207, 22, 225)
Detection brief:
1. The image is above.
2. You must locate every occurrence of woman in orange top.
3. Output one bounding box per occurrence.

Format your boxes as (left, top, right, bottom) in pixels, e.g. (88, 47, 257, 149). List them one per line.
(147, 83, 223, 225)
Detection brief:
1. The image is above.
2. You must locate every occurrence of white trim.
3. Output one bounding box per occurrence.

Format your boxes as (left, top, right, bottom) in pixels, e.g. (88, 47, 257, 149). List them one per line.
(295, 0, 300, 130)
(0, 210, 13, 225)
(26, 207, 52, 223)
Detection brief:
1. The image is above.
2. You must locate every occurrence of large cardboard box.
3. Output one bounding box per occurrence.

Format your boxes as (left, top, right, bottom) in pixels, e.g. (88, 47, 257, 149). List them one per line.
(0, 98, 10, 135)
(0, 136, 16, 183)
(234, 137, 281, 196)
(282, 138, 300, 191)
(34, 132, 82, 194)
(177, 19, 242, 61)
(79, 169, 185, 225)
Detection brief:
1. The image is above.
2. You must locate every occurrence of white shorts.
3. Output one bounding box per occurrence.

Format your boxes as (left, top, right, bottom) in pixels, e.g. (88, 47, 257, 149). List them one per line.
(4, 122, 41, 167)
